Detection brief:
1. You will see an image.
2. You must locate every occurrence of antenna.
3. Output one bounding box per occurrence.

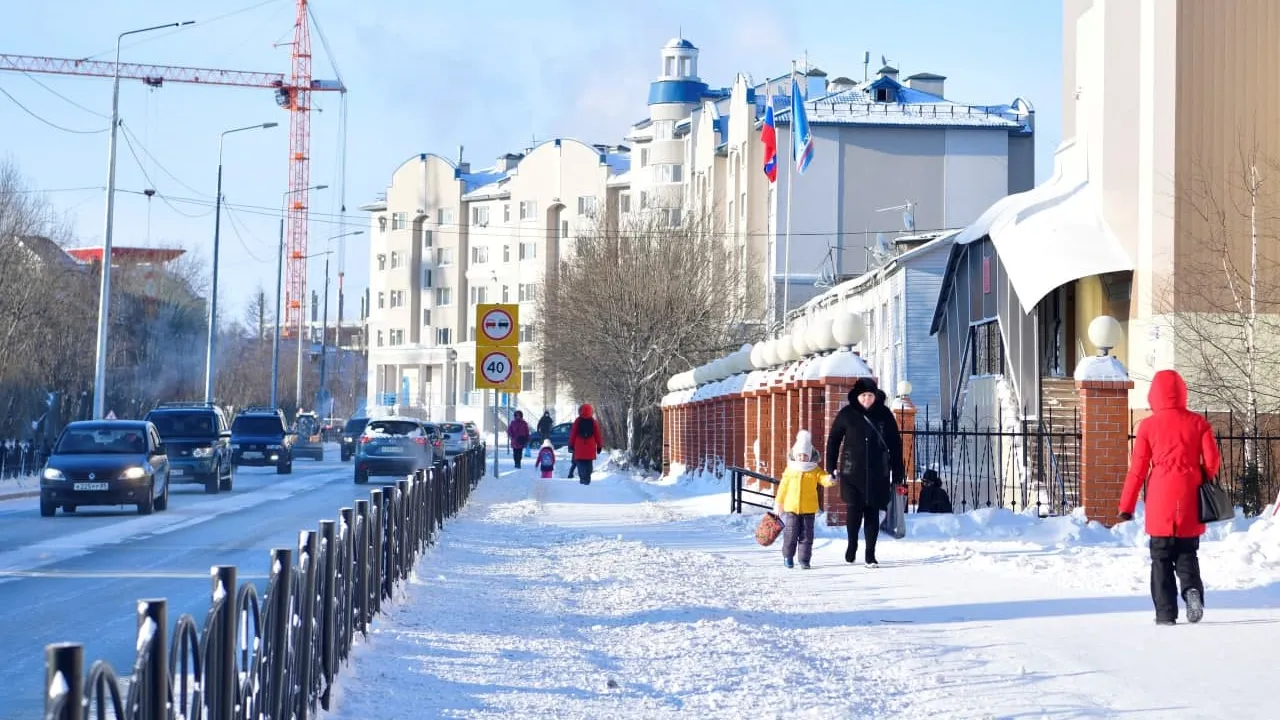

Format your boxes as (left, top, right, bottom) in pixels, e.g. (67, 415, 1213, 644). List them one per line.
(863, 51, 870, 81)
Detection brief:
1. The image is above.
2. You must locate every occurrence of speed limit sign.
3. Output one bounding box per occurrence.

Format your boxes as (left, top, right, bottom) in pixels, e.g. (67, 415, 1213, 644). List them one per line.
(477, 349, 518, 390)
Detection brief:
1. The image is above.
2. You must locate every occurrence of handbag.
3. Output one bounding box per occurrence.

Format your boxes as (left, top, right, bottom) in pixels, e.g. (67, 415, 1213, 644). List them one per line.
(879, 485, 908, 539)
(1198, 473, 1234, 524)
(755, 512, 785, 546)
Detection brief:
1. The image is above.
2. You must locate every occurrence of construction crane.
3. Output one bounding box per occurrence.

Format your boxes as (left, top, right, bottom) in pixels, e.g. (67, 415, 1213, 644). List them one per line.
(0, 0, 345, 336)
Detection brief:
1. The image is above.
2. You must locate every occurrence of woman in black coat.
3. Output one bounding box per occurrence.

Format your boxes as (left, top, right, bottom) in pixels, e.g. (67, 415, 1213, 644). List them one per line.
(824, 378, 906, 566)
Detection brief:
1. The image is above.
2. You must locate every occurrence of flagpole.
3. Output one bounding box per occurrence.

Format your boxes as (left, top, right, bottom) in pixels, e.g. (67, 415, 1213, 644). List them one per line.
(782, 60, 796, 332)
(764, 79, 775, 328)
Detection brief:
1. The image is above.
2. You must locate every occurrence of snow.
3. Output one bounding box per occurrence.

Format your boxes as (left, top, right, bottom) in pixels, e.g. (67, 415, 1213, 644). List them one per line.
(136, 617, 157, 652)
(47, 671, 67, 699)
(817, 348, 872, 379)
(1073, 354, 1130, 383)
(0, 473, 40, 497)
(320, 460, 1280, 719)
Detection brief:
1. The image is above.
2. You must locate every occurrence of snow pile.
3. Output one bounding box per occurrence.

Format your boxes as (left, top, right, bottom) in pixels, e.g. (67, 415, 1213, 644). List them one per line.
(0, 473, 39, 497)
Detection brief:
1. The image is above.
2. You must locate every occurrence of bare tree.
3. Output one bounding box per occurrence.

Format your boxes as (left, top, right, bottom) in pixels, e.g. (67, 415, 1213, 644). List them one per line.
(536, 209, 758, 464)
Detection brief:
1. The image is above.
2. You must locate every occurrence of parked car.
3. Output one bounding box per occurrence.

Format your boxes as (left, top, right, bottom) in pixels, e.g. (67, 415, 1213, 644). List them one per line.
(322, 417, 345, 442)
(340, 417, 369, 462)
(293, 411, 325, 461)
(535, 422, 574, 449)
(144, 402, 234, 494)
(230, 407, 294, 474)
(421, 422, 446, 466)
(438, 422, 470, 457)
(463, 421, 483, 449)
(40, 420, 170, 517)
(354, 417, 435, 484)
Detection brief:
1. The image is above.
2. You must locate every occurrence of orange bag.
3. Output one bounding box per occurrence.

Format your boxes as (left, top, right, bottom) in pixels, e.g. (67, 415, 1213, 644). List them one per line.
(755, 512, 784, 546)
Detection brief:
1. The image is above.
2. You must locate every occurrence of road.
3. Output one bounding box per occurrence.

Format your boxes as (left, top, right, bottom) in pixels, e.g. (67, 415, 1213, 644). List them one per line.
(0, 447, 384, 719)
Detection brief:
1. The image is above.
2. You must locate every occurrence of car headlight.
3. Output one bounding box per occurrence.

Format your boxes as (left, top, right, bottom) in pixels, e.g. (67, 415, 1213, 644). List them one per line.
(122, 467, 146, 480)
(343, 436, 352, 442)
(192, 446, 214, 458)
(43, 468, 65, 481)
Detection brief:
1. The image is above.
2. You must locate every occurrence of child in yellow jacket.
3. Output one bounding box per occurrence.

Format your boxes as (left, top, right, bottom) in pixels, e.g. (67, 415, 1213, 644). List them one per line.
(774, 429, 836, 569)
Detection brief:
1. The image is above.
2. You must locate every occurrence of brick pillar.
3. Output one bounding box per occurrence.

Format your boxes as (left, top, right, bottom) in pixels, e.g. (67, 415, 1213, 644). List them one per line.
(744, 393, 759, 474)
(727, 391, 743, 470)
(694, 399, 706, 470)
(821, 380, 856, 526)
(800, 376, 828, 511)
(678, 402, 689, 466)
(662, 404, 672, 476)
(1078, 372, 1134, 527)
(785, 369, 802, 461)
(892, 395, 920, 505)
(769, 377, 787, 478)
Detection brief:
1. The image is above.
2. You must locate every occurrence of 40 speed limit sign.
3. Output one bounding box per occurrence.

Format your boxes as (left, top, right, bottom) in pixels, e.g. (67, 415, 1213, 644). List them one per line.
(476, 349, 520, 392)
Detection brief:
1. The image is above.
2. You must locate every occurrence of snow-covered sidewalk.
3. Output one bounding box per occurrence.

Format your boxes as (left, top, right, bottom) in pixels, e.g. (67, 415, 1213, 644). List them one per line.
(323, 459, 1280, 719)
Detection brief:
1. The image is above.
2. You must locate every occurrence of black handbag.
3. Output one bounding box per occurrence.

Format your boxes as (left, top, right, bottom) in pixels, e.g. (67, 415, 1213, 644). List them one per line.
(1198, 473, 1235, 524)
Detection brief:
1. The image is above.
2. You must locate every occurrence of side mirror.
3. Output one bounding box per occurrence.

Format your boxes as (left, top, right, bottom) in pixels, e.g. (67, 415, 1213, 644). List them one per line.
(155, 443, 166, 456)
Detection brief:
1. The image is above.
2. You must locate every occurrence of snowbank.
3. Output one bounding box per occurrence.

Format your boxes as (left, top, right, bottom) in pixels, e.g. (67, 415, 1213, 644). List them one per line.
(0, 473, 40, 497)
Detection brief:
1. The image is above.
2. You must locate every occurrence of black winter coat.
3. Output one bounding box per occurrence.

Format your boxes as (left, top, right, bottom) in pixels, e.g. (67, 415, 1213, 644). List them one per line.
(824, 400, 906, 510)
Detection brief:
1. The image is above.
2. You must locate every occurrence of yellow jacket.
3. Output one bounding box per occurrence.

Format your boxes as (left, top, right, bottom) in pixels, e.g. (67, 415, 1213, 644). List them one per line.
(774, 461, 836, 515)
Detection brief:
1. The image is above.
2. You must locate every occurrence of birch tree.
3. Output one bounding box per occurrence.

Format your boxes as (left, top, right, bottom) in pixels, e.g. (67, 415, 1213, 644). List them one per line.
(535, 209, 759, 466)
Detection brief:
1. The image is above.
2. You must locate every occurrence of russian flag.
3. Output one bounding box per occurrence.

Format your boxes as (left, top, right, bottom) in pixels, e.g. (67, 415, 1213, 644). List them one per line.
(761, 90, 777, 183)
(791, 77, 813, 174)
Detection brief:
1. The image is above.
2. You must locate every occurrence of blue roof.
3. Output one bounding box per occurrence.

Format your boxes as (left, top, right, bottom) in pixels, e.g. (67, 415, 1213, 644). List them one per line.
(457, 169, 507, 193)
(603, 152, 630, 174)
(665, 37, 696, 50)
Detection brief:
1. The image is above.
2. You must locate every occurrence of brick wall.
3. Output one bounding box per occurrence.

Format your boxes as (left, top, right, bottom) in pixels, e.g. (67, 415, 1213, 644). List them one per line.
(1078, 378, 1134, 527)
(821, 381, 857, 526)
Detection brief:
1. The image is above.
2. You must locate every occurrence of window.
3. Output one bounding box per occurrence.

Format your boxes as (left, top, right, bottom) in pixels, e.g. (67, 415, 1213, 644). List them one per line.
(436, 248, 454, 265)
(376, 330, 384, 347)
(434, 287, 453, 306)
(503, 204, 511, 222)
(389, 329, 405, 346)
(378, 216, 388, 233)
(664, 56, 675, 77)
(577, 196, 598, 216)
(437, 207, 455, 225)
(502, 245, 510, 262)
(519, 200, 538, 220)
(471, 246, 489, 264)
(422, 230, 433, 248)
(654, 121, 675, 140)
(469, 286, 488, 305)
(377, 292, 385, 309)
(390, 251, 403, 269)
(376, 254, 387, 271)
(661, 207, 682, 227)
(519, 242, 537, 260)
(421, 268, 433, 288)
(471, 206, 490, 225)
(620, 193, 631, 213)
(391, 212, 408, 230)
(680, 57, 691, 76)
(518, 283, 539, 302)
(435, 327, 453, 345)
(740, 192, 747, 218)
(654, 163, 683, 183)
(639, 191, 650, 210)
(729, 200, 734, 224)
(971, 321, 1003, 376)
(502, 285, 510, 303)
(390, 290, 406, 308)
(462, 362, 473, 392)
(519, 324, 534, 343)
(522, 370, 535, 390)
(640, 148, 649, 167)
(422, 308, 431, 326)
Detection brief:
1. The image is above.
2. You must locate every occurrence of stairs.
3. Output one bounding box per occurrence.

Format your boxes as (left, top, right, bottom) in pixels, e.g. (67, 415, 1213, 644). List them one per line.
(1035, 377, 1082, 513)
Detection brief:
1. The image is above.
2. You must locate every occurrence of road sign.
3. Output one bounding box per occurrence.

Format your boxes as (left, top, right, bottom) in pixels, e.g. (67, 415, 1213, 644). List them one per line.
(476, 303, 519, 348)
(475, 349, 521, 392)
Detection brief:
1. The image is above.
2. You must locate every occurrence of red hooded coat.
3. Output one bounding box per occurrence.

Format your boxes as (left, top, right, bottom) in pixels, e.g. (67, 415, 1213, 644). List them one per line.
(1119, 369, 1221, 538)
(568, 403, 604, 461)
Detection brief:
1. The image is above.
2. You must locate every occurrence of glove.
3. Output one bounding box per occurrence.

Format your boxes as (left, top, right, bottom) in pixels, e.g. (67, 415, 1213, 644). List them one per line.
(1117, 512, 1134, 522)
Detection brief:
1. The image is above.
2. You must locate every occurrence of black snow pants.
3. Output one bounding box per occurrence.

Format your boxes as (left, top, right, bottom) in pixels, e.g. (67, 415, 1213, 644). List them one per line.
(1150, 536, 1204, 621)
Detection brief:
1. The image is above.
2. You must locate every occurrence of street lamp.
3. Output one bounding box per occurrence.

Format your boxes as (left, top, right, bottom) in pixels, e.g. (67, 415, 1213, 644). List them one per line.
(318, 230, 364, 415)
(271, 184, 328, 408)
(91, 19, 194, 421)
(296, 249, 333, 412)
(204, 121, 277, 404)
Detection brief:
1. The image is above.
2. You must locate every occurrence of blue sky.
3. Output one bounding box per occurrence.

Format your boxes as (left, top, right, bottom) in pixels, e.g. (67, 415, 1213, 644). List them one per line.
(0, 0, 1061, 323)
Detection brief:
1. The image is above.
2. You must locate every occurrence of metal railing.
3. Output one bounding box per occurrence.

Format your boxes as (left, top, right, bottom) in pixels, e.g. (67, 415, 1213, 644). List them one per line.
(41, 445, 485, 720)
(728, 466, 779, 514)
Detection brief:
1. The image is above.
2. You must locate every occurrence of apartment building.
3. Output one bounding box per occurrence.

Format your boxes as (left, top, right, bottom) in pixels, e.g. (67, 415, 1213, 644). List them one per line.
(362, 143, 629, 428)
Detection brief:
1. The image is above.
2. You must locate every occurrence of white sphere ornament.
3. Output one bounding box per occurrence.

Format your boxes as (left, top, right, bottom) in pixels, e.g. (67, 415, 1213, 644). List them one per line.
(808, 318, 836, 353)
(734, 346, 754, 373)
(792, 331, 811, 357)
(761, 339, 780, 367)
(750, 343, 767, 369)
(775, 335, 794, 363)
(831, 312, 865, 348)
(692, 364, 710, 385)
(1087, 315, 1124, 356)
(897, 379, 913, 397)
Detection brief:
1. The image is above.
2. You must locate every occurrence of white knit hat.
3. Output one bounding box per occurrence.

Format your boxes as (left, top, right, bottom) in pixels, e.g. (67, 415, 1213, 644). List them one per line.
(790, 430, 815, 461)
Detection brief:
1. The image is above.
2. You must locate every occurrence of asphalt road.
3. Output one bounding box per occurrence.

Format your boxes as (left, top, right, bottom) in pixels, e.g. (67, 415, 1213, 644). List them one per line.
(0, 448, 396, 719)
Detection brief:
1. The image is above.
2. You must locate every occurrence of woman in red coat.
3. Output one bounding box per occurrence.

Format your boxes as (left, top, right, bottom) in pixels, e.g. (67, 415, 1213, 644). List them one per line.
(1119, 369, 1221, 625)
(568, 403, 604, 485)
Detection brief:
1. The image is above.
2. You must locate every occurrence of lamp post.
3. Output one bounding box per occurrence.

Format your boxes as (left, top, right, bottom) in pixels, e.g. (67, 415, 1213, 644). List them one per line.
(318, 231, 363, 415)
(91, 19, 194, 420)
(204, 122, 277, 404)
(271, 184, 328, 409)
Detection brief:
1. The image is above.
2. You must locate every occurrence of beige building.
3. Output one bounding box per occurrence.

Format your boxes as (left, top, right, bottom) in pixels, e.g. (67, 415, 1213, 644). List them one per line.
(361, 142, 629, 429)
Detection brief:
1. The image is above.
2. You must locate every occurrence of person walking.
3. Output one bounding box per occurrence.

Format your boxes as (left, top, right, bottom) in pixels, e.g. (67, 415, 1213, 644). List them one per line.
(536, 438, 557, 479)
(568, 403, 604, 485)
(506, 410, 530, 469)
(825, 378, 906, 567)
(1119, 369, 1221, 625)
(774, 429, 836, 569)
(537, 410, 553, 443)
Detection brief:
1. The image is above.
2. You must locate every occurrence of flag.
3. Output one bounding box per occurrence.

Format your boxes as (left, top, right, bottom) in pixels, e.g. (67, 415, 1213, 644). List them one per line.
(761, 88, 777, 183)
(791, 77, 813, 174)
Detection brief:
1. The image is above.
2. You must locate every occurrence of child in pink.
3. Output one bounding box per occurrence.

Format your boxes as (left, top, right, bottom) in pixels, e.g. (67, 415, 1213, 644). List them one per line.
(536, 439, 556, 479)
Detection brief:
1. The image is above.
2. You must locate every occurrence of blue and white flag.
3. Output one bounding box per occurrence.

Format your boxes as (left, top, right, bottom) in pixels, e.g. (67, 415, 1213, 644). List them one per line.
(791, 77, 813, 174)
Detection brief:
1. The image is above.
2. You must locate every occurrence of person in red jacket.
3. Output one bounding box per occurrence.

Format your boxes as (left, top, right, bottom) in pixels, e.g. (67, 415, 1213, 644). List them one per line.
(568, 403, 604, 485)
(1119, 369, 1221, 625)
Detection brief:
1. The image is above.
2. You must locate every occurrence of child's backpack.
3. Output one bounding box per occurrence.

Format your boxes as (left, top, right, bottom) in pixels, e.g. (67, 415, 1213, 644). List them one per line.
(537, 447, 556, 469)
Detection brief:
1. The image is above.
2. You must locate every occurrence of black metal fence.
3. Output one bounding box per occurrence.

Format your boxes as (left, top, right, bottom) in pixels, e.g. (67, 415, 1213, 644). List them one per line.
(1, 441, 50, 480)
(903, 405, 1081, 517)
(728, 466, 779, 513)
(41, 446, 485, 720)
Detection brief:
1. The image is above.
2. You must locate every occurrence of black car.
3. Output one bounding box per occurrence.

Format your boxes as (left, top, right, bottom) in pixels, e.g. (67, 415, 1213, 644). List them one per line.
(354, 417, 434, 484)
(144, 402, 234, 494)
(293, 411, 325, 461)
(230, 407, 294, 474)
(340, 417, 369, 462)
(40, 420, 171, 517)
(534, 422, 573, 449)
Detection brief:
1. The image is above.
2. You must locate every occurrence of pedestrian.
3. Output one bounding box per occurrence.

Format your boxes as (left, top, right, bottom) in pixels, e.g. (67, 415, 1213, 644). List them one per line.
(916, 469, 954, 514)
(1118, 369, 1221, 625)
(825, 378, 906, 567)
(568, 403, 604, 485)
(536, 439, 557, 479)
(537, 410, 553, 442)
(774, 429, 836, 569)
(507, 410, 530, 469)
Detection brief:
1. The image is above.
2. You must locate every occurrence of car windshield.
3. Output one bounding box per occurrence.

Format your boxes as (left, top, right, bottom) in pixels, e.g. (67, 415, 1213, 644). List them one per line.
(366, 420, 421, 437)
(344, 418, 368, 434)
(147, 412, 216, 437)
(55, 427, 146, 455)
(296, 416, 319, 434)
(232, 416, 283, 436)
(440, 423, 464, 435)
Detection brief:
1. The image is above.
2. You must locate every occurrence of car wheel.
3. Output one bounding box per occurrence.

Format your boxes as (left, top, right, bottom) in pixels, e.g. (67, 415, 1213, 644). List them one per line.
(205, 472, 220, 494)
(137, 482, 155, 515)
(354, 468, 369, 484)
(155, 477, 170, 511)
(219, 468, 233, 492)
(278, 461, 293, 475)
(39, 498, 56, 517)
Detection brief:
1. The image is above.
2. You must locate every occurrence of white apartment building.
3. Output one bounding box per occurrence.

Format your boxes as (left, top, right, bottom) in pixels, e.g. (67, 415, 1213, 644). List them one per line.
(362, 143, 629, 430)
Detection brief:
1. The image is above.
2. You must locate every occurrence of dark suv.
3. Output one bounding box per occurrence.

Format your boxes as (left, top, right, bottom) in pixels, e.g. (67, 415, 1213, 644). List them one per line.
(230, 407, 294, 474)
(340, 417, 369, 462)
(354, 417, 434, 484)
(144, 402, 234, 494)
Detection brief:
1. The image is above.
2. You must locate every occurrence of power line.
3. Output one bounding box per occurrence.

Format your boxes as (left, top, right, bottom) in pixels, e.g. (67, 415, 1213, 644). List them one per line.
(21, 72, 110, 118)
(118, 129, 213, 219)
(0, 84, 107, 134)
(119, 121, 215, 199)
(80, 0, 286, 60)
(0, 185, 104, 195)
(221, 202, 271, 263)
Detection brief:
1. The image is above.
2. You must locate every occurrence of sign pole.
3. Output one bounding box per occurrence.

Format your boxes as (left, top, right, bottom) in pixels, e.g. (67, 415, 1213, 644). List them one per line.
(492, 389, 499, 478)
(475, 302, 521, 481)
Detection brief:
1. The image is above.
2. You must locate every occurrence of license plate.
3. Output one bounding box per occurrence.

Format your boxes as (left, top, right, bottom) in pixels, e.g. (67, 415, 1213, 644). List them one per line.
(242, 452, 261, 459)
(171, 469, 185, 477)
(380, 446, 404, 454)
(73, 482, 109, 491)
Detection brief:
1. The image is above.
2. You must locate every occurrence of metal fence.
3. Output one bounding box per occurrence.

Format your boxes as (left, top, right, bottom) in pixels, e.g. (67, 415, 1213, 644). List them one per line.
(1, 442, 49, 479)
(727, 466, 780, 513)
(903, 406, 1081, 517)
(41, 446, 485, 720)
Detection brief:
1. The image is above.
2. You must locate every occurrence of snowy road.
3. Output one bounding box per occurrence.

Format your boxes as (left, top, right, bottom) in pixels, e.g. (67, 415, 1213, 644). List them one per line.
(324, 458, 1280, 720)
(0, 452, 377, 719)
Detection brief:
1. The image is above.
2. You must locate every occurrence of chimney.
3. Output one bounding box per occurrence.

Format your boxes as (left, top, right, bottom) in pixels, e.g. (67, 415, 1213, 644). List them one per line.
(804, 66, 828, 100)
(496, 153, 523, 172)
(905, 72, 946, 98)
(457, 145, 470, 174)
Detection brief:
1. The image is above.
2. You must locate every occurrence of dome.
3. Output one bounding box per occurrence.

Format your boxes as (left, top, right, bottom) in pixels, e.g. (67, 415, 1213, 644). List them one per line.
(665, 37, 697, 50)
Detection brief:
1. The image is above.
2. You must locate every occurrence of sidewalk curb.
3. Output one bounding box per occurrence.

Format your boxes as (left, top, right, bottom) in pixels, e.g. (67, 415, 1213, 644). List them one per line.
(0, 490, 39, 501)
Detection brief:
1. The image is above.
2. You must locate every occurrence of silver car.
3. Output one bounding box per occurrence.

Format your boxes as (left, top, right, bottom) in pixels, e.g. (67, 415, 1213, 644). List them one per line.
(437, 421, 470, 456)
